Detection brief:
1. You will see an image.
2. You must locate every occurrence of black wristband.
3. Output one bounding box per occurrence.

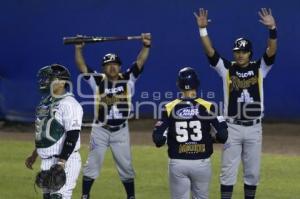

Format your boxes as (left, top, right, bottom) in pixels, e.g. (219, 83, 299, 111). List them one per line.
(143, 44, 151, 48)
(58, 130, 79, 161)
(269, 28, 277, 39)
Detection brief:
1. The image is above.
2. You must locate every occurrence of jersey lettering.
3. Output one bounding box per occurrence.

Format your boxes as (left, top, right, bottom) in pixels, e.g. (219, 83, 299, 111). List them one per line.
(237, 89, 254, 103)
(175, 121, 203, 143)
(107, 105, 123, 119)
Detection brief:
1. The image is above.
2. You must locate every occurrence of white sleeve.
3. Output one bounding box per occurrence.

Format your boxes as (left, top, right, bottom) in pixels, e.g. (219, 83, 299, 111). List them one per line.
(61, 99, 83, 131)
(207, 52, 229, 78)
(260, 57, 273, 78)
(122, 63, 142, 97)
(128, 75, 135, 97)
(129, 72, 137, 83)
(210, 58, 228, 78)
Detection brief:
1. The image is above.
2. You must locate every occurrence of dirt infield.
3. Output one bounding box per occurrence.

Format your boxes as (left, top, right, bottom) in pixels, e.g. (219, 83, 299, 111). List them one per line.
(0, 119, 299, 155)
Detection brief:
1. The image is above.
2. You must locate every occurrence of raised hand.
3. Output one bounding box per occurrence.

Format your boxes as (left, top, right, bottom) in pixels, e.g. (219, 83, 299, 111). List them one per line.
(258, 8, 276, 29)
(141, 33, 151, 47)
(194, 8, 209, 28)
(75, 35, 85, 49)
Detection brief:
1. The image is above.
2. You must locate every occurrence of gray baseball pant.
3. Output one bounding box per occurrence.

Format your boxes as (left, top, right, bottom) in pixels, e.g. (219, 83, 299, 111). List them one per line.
(169, 158, 211, 199)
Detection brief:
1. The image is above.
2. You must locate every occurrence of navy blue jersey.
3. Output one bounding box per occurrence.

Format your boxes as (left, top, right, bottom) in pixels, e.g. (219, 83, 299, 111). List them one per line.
(153, 97, 228, 160)
(83, 63, 142, 126)
(208, 52, 275, 120)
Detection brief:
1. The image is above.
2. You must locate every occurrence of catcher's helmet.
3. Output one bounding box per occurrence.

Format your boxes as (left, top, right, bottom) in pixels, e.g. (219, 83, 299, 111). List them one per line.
(37, 64, 71, 92)
(177, 67, 200, 90)
(102, 53, 122, 66)
(233, 38, 252, 52)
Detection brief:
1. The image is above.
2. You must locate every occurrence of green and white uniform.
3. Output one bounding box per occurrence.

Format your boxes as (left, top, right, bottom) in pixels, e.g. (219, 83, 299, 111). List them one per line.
(35, 92, 83, 199)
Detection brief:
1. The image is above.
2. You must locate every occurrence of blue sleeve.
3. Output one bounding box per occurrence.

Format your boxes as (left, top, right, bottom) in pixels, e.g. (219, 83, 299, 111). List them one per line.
(123, 62, 143, 79)
(209, 105, 228, 143)
(262, 52, 276, 66)
(207, 51, 231, 69)
(207, 51, 221, 66)
(82, 66, 95, 80)
(152, 110, 169, 147)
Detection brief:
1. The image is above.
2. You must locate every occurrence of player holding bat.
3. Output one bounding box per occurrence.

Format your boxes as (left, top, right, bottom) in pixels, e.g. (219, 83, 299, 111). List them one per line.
(75, 33, 151, 199)
(63, 35, 144, 45)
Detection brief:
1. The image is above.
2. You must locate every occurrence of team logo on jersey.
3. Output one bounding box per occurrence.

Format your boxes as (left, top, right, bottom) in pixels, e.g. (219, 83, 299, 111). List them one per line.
(176, 107, 199, 119)
(104, 86, 125, 94)
(230, 76, 258, 90)
(72, 120, 81, 128)
(236, 71, 254, 78)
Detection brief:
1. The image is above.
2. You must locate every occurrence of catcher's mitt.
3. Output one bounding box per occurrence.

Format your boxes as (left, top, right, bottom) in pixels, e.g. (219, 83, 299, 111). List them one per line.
(35, 164, 66, 191)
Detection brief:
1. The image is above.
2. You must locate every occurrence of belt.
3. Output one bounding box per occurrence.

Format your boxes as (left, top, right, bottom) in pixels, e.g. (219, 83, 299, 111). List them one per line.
(41, 150, 79, 160)
(102, 123, 126, 132)
(169, 158, 210, 163)
(226, 118, 261, 126)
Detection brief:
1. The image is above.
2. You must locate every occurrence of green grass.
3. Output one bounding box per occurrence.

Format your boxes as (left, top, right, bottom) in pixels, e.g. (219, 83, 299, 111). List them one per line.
(0, 140, 299, 199)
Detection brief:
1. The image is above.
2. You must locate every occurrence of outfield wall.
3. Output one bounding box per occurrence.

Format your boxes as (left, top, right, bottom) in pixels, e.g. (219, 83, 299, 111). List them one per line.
(1, 0, 299, 121)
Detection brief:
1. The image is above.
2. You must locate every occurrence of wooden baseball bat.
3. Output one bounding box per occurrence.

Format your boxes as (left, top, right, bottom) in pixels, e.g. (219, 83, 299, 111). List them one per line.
(63, 35, 142, 45)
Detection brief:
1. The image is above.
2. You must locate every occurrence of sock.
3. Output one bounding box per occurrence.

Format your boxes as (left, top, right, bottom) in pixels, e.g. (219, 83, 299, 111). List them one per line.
(221, 184, 233, 199)
(82, 176, 95, 199)
(122, 179, 135, 199)
(244, 184, 257, 199)
(43, 193, 50, 199)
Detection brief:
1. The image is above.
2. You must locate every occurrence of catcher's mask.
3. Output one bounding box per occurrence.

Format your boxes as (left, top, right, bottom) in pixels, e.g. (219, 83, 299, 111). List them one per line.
(176, 67, 200, 91)
(37, 64, 71, 93)
(101, 53, 122, 66)
(35, 164, 66, 192)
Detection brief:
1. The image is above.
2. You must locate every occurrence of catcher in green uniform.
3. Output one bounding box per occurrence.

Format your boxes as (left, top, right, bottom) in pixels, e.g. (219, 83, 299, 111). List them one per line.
(25, 64, 83, 199)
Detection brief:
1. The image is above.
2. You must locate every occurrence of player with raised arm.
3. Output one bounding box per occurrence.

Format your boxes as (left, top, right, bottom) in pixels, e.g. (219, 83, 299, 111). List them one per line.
(194, 8, 277, 199)
(75, 33, 151, 199)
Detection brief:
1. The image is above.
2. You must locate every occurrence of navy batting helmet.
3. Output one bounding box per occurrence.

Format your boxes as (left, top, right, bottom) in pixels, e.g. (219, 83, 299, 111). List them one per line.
(102, 53, 122, 66)
(177, 67, 200, 90)
(37, 64, 71, 92)
(233, 38, 252, 52)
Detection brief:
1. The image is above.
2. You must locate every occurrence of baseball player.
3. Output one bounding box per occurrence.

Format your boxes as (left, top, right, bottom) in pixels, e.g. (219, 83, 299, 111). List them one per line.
(74, 33, 151, 199)
(25, 64, 83, 199)
(194, 8, 277, 199)
(153, 67, 228, 199)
